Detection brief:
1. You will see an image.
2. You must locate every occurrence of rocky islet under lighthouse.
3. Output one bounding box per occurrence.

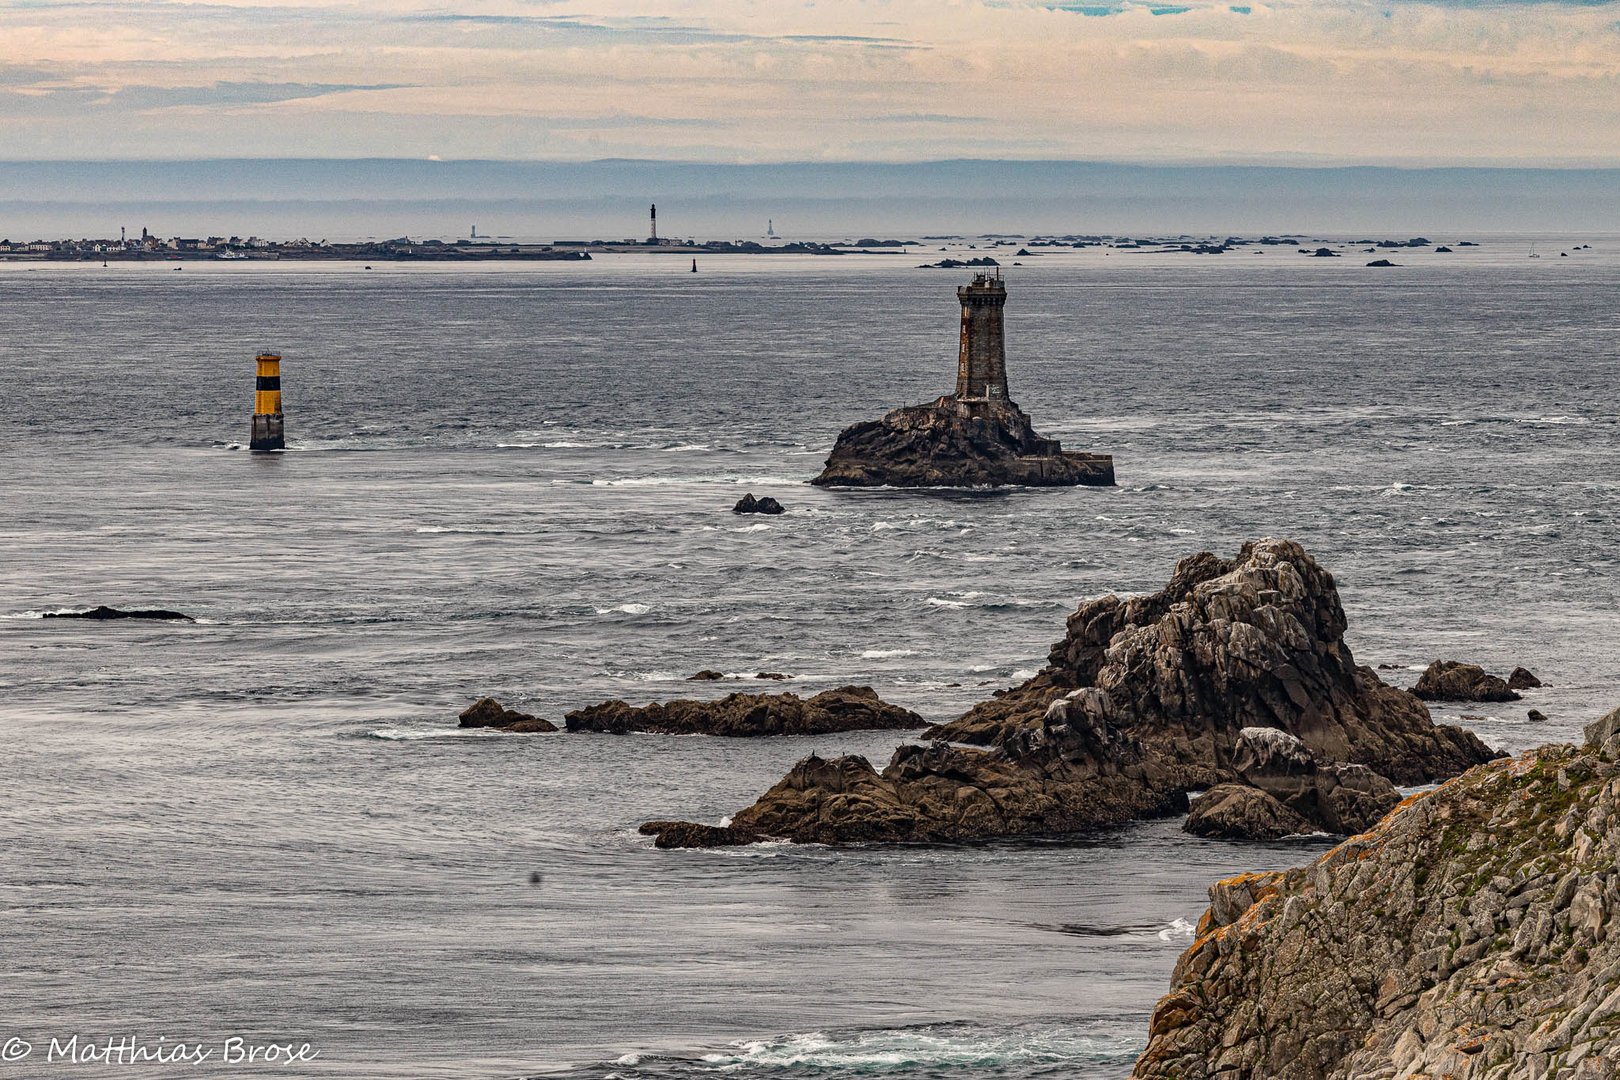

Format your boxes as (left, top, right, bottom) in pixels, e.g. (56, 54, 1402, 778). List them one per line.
(812, 273, 1115, 488)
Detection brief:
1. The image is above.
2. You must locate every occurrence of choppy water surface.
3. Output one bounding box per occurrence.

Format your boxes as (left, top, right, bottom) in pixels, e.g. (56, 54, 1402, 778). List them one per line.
(4, 245, 1618, 1079)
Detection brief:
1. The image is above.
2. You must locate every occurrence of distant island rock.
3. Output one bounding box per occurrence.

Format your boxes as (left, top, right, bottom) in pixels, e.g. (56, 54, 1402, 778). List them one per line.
(44, 605, 194, 622)
(1134, 706, 1620, 1079)
(812, 273, 1114, 488)
(567, 685, 925, 736)
(458, 697, 557, 732)
(916, 257, 1000, 269)
(1366, 259, 1398, 267)
(1414, 659, 1522, 702)
(732, 493, 784, 515)
(640, 539, 1496, 848)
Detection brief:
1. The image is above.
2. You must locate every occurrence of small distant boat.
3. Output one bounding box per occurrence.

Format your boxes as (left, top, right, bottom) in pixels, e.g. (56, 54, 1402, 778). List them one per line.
(1528, 244, 1540, 259)
(216, 251, 249, 261)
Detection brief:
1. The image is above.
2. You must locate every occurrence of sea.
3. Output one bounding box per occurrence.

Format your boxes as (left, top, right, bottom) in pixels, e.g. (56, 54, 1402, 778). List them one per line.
(4, 241, 1618, 1079)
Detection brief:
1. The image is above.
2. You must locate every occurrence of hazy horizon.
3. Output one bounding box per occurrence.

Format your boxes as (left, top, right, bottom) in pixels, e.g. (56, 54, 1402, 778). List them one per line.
(3, 158, 1618, 241)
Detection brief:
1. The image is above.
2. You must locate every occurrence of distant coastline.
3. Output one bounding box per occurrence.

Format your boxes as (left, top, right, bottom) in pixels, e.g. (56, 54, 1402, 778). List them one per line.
(0, 235, 916, 262)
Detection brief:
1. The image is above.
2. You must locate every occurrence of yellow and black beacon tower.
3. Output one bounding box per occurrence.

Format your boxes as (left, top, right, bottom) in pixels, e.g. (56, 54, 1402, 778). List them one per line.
(250, 352, 285, 452)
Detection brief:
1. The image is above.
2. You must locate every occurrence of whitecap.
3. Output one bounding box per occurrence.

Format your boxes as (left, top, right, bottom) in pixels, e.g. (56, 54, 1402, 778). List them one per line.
(1157, 916, 1198, 942)
(730, 523, 773, 533)
(595, 603, 652, 616)
(926, 597, 969, 609)
(1010, 668, 1038, 681)
(861, 648, 917, 659)
(610, 1053, 640, 1066)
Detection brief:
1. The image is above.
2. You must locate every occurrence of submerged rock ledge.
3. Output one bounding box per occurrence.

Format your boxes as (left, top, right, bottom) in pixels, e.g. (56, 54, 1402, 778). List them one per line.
(566, 686, 925, 737)
(640, 539, 1498, 848)
(1135, 707, 1620, 1080)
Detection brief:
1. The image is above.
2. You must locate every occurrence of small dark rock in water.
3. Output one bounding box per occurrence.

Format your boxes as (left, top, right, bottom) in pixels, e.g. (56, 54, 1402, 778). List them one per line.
(1527, 708, 1548, 722)
(44, 605, 194, 622)
(1434, 245, 1453, 252)
(755, 672, 789, 680)
(1376, 662, 1403, 670)
(732, 493, 785, 515)
(1366, 259, 1398, 267)
(687, 670, 725, 681)
(458, 697, 558, 733)
(528, 871, 543, 885)
(1413, 660, 1521, 703)
(1507, 666, 1543, 690)
(1307, 247, 1338, 257)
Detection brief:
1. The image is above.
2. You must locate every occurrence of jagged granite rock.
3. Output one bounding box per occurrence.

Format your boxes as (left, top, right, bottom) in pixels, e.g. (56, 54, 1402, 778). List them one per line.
(811, 396, 1114, 488)
(44, 605, 194, 622)
(641, 730, 1187, 849)
(1508, 666, 1544, 690)
(1415, 659, 1522, 702)
(458, 697, 558, 733)
(931, 539, 1496, 787)
(1185, 727, 1400, 839)
(1184, 784, 1310, 840)
(565, 685, 925, 737)
(1134, 707, 1620, 1080)
(643, 539, 1495, 848)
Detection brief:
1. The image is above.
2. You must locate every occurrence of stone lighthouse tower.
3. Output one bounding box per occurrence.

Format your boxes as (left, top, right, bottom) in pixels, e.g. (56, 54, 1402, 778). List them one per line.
(955, 271, 1008, 400)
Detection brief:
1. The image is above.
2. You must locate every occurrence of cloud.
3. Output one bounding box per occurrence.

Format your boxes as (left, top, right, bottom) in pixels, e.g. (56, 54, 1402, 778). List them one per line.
(0, 0, 1617, 163)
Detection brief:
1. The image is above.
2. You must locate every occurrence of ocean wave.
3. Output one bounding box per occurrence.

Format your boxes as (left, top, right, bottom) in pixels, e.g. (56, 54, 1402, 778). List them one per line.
(595, 603, 653, 616)
(860, 649, 917, 659)
(695, 1021, 1141, 1071)
(730, 523, 773, 533)
(1156, 917, 1198, 942)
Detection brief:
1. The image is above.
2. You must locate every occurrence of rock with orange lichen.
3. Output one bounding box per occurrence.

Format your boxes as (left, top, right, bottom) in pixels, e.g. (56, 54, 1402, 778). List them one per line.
(1132, 704, 1620, 1080)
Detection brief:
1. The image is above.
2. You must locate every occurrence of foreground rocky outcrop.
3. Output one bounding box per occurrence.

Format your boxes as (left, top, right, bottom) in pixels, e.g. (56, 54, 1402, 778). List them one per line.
(931, 539, 1496, 787)
(44, 605, 194, 622)
(641, 539, 1498, 848)
(1134, 707, 1620, 1080)
(1415, 659, 1521, 702)
(1184, 726, 1400, 840)
(811, 396, 1115, 488)
(458, 697, 557, 732)
(566, 685, 924, 737)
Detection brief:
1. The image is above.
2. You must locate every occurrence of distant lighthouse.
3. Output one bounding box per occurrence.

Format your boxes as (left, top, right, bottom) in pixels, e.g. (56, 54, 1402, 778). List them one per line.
(649, 203, 658, 244)
(249, 352, 285, 451)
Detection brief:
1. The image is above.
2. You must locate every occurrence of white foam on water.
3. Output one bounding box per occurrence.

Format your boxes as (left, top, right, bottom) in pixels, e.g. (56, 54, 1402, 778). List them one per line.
(730, 523, 773, 533)
(926, 597, 969, 609)
(611, 1053, 640, 1066)
(1157, 917, 1198, 942)
(1011, 668, 1039, 681)
(659, 443, 712, 452)
(861, 649, 916, 659)
(364, 726, 492, 741)
(595, 603, 652, 616)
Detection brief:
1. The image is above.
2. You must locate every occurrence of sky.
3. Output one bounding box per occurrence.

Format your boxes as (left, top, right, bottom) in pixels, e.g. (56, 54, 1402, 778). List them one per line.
(2, 0, 1619, 164)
